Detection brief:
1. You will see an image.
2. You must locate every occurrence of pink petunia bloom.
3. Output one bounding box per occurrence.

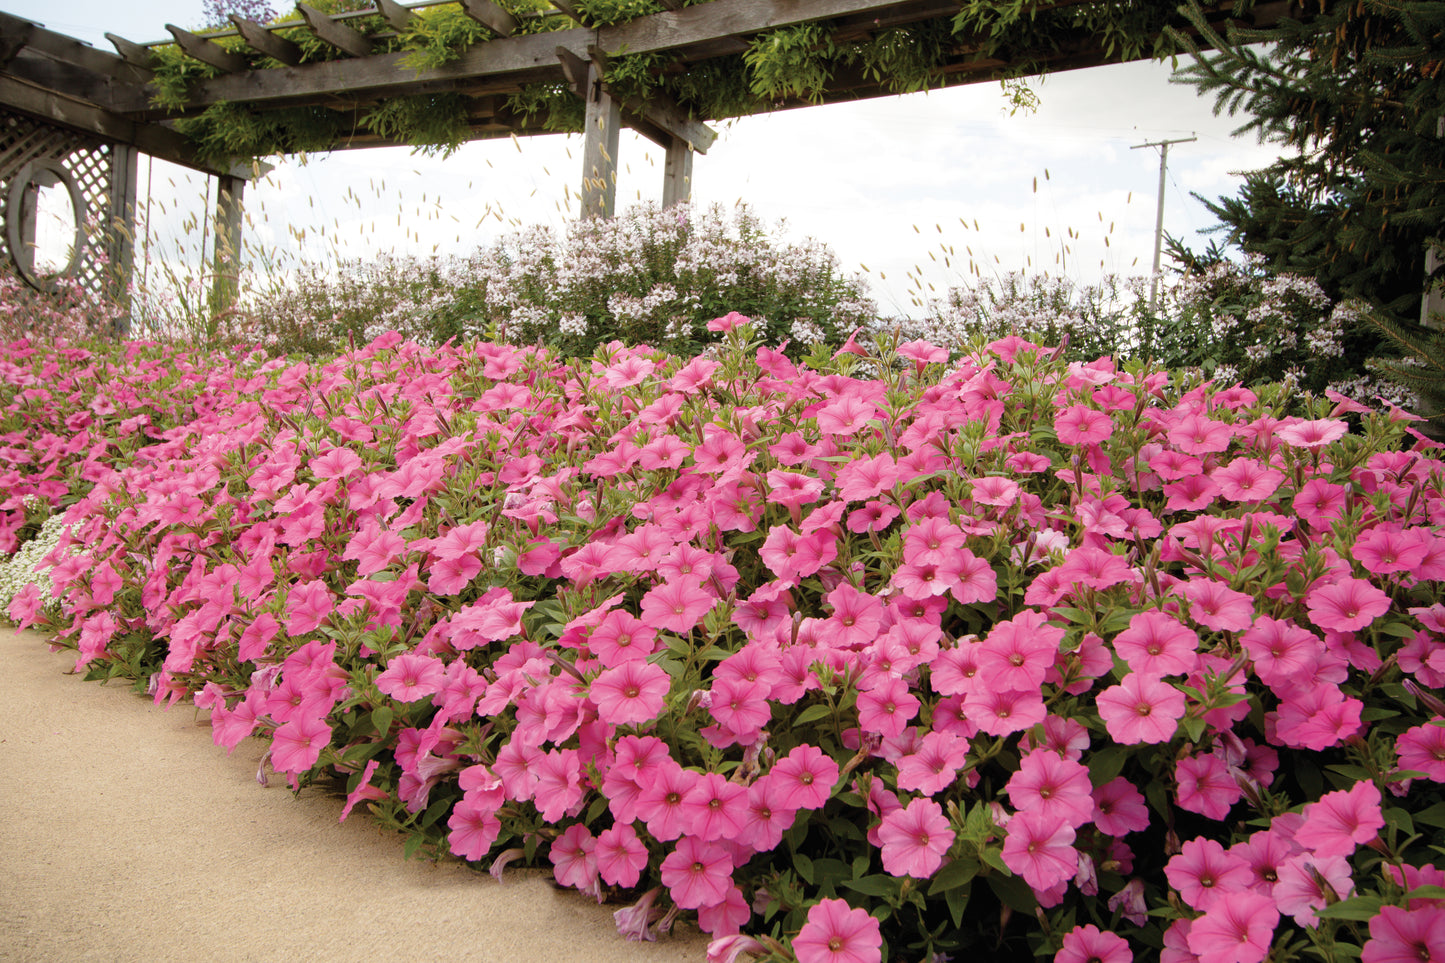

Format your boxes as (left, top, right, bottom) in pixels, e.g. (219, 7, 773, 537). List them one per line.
(1055, 405, 1114, 446)
(1166, 837, 1252, 911)
(856, 675, 921, 737)
(640, 577, 716, 634)
(1212, 458, 1285, 503)
(1185, 891, 1278, 963)
(1001, 810, 1077, 894)
(1092, 777, 1150, 837)
(878, 797, 954, 878)
(1168, 412, 1235, 454)
(708, 676, 772, 737)
(824, 582, 885, 649)
(1269, 686, 1364, 750)
(428, 553, 482, 595)
(1163, 473, 1223, 512)
(595, 822, 649, 888)
(587, 609, 659, 667)
(285, 579, 335, 635)
(1180, 579, 1255, 632)
(447, 795, 502, 861)
(1293, 780, 1384, 858)
(1396, 719, 1445, 781)
(1056, 925, 1131, 963)
(793, 898, 882, 963)
(1240, 616, 1324, 691)
(1097, 673, 1185, 744)
(1292, 478, 1350, 527)
(771, 744, 840, 810)
(1361, 905, 1445, 963)
(681, 772, 750, 843)
(1176, 752, 1243, 821)
(374, 651, 446, 703)
(895, 730, 970, 796)
(1306, 577, 1391, 633)
(834, 452, 899, 503)
(1276, 418, 1348, 449)
(1274, 852, 1354, 928)
(637, 762, 703, 841)
(736, 774, 798, 852)
(1354, 526, 1428, 576)
(270, 715, 332, 773)
(966, 686, 1046, 737)
(550, 823, 599, 899)
(1113, 610, 1199, 676)
(659, 837, 734, 909)
(1006, 749, 1095, 830)
(591, 660, 671, 726)
(697, 885, 751, 937)
(976, 610, 1064, 692)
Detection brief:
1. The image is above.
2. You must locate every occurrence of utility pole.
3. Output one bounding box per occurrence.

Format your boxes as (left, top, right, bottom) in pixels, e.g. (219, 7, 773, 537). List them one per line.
(1132, 135, 1196, 307)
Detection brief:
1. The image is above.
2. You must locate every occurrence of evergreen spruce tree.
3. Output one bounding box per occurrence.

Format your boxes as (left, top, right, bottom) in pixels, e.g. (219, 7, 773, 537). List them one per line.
(1169, 1, 1444, 325)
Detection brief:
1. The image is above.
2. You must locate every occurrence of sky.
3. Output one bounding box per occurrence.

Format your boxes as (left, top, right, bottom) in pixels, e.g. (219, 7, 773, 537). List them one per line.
(8, 1, 1288, 319)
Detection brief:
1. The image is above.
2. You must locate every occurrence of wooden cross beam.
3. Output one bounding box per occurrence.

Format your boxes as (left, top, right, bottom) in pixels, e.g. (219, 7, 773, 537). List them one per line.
(459, 0, 518, 37)
(581, 44, 717, 153)
(105, 33, 154, 68)
(297, 3, 375, 58)
(229, 16, 304, 66)
(0, 13, 152, 84)
(166, 24, 249, 72)
(373, 0, 418, 31)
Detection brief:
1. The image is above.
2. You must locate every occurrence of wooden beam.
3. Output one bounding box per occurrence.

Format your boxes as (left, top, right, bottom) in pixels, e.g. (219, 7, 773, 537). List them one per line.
(373, 0, 419, 31)
(106, 33, 154, 69)
(230, 16, 304, 66)
(579, 58, 619, 219)
(166, 24, 250, 73)
(0, 75, 235, 178)
(555, 45, 587, 97)
(584, 42, 716, 153)
(550, 0, 586, 25)
(297, 3, 375, 58)
(459, 0, 518, 37)
(0, 14, 151, 85)
(0, 18, 34, 69)
(662, 136, 692, 207)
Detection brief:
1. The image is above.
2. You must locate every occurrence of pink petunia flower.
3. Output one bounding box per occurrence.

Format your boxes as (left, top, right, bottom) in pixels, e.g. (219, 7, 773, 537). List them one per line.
(1179, 579, 1255, 632)
(1055, 405, 1114, 446)
(374, 651, 446, 703)
(770, 744, 840, 811)
(1293, 780, 1384, 858)
(1305, 577, 1391, 633)
(1176, 752, 1243, 821)
(1056, 925, 1131, 963)
(1396, 719, 1445, 781)
(1185, 891, 1278, 963)
(1092, 777, 1151, 837)
(1362, 905, 1445, 963)
(591, 660, 671, 726)
(1166, 837, 1252, 911)
(680, 772, 750, 843)
(878, 797, 954, 878)
(640, 577, 716, 634)
(659, 837, 734, 909)
(793, 898, 882, 963)
(1113, 610, 1199, 676)
(1001, 810, 1077, 894)
(1096, 673, 1185, 744)
(595, 822, 649, 888)
(270, 714, 332, 774)
(1006, 749, 1095, 829)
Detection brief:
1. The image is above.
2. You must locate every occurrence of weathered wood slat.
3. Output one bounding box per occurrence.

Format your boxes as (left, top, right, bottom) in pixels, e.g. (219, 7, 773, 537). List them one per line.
(297, 3, 375, 58)
(459, 0, 518, 37)
(0, 18, 35, 69)
(105, 33, 154, 68)
(555, 45, 587, 97)
(549, 0, 586, 25)
(167, 24, 250, 72)
(373, 0, 419, 31)
(0, 12, 152, 85)
(230, 16, 304, 66)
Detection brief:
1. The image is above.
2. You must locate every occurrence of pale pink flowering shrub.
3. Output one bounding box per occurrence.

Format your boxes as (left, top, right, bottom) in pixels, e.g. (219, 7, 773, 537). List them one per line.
(7, 321, 1445, 961)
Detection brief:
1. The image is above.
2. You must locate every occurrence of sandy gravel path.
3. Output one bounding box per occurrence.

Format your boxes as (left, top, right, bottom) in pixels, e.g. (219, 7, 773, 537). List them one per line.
(0, 628, 708, 963)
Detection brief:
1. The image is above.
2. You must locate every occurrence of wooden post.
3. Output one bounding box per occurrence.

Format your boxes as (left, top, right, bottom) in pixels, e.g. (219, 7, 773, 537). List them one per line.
(579, 59, 619, 219)
(107, 143, 139, 335)
(210, 173, 244, 314)
(662, 135, 692, 208)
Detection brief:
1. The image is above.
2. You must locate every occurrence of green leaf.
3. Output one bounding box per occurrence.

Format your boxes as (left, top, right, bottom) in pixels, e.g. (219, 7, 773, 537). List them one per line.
(1314, 894, 1385, 921)
(1087, 744, 1130, 787)
(986, 873, 1037, 914)
(840, 874, 904, 898)
(370, 706, 393, 738)
(793, 703, 833, 727)
(927, 856, 979, 895)
(1180, 715, 1206, 743)
(1405, 884, 1445, 901)
(1412, 802, 1445, 829)
(945, 884, 970, 928)
(795, 852, 816, 885)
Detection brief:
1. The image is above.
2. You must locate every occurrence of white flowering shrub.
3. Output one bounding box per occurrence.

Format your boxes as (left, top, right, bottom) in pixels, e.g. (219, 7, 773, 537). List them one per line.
(909, 258, 1409, 407)
(0, 509, 66, 624)
(224, 203, 875, 359)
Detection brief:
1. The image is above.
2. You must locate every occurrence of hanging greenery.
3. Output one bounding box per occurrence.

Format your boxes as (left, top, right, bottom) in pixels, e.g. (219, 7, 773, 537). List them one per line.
(147, 0, 1254, 164)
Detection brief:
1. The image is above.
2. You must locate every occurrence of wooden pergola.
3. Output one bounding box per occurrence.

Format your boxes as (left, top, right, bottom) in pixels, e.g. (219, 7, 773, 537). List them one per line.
(0, 0, 1304, 310)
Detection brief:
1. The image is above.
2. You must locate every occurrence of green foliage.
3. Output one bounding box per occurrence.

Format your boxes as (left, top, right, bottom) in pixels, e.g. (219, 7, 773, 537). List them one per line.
(1168, 0, 1445, 325)
(361, 94, 472, 155)
(745, 24, 838, 103)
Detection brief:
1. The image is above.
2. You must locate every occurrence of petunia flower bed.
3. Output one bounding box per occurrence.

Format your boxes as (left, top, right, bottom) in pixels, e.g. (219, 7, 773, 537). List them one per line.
(6, 320, 1445, 963)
